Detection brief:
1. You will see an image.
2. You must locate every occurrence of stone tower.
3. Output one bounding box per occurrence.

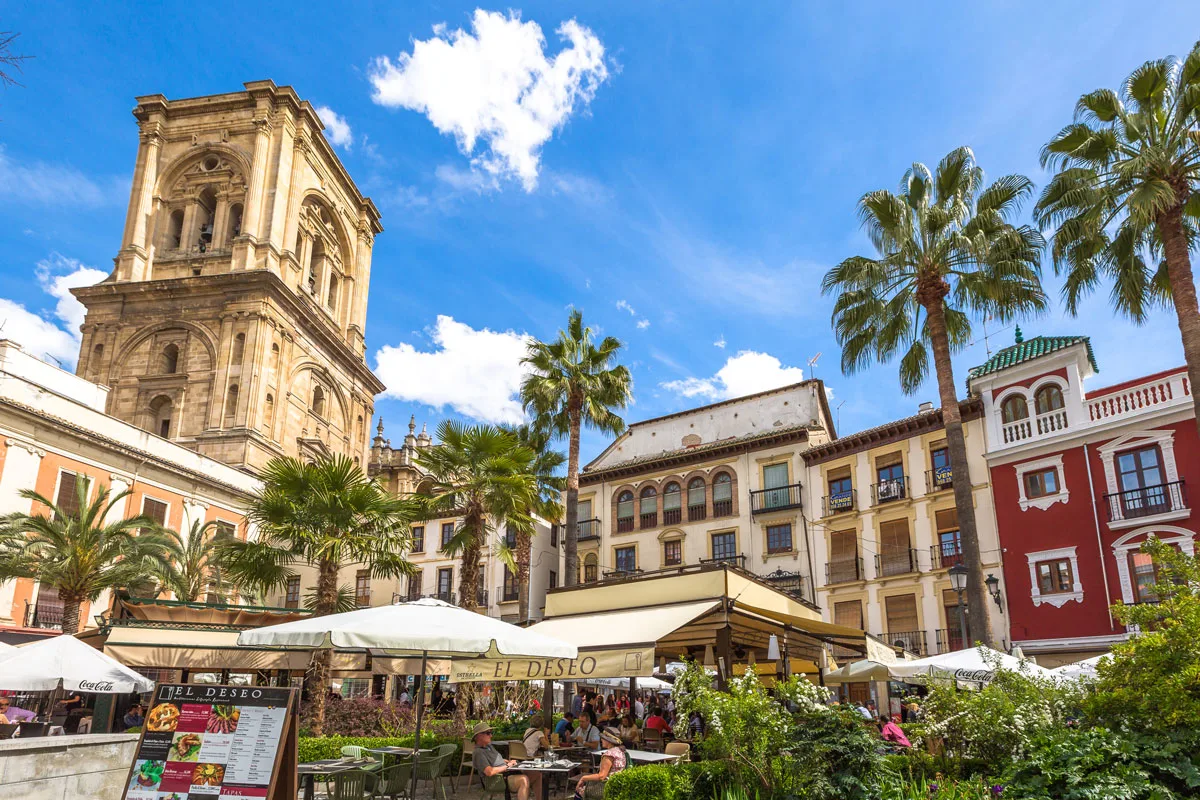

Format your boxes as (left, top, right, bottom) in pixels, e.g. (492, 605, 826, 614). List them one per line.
(72, 81, 385, 473)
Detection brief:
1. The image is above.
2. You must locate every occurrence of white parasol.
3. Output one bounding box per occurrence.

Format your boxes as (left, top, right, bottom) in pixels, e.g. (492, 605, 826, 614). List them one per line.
(1051, 654, 1110, 681)
(0, 634, 154, 693)
(888, 645, 1056, 684)
(822, 659, 895, 684)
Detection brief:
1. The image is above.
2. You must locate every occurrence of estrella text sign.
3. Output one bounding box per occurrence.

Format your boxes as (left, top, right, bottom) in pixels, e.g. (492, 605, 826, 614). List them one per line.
(450, 647, 655, 683)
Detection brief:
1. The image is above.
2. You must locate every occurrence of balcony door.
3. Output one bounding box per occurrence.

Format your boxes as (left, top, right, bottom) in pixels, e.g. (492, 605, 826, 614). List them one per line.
(884, 594, 920, 652)
(1116, 446, 1168, 517)
(762, 463, 790, 509)
(437, 567, 453, 602)
(942, 589, 965, 651)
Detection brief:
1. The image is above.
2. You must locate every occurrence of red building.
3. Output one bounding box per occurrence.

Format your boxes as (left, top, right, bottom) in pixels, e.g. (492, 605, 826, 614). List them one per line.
(967, 333, 1196, 666)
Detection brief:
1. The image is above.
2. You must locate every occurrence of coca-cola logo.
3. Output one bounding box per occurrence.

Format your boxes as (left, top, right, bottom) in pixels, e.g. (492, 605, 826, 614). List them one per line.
(79, 679, 115, 692)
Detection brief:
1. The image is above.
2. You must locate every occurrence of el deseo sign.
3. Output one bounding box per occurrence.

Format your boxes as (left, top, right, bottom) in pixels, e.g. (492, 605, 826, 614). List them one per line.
(450, 647, 654, 683)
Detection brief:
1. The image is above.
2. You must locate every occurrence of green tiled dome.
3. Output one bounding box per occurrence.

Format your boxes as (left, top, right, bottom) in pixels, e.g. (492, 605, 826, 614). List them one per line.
(967, 335, 1097, 385)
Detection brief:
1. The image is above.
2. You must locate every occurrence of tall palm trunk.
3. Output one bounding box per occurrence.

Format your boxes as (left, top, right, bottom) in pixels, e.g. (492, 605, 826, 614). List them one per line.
(922, 288, 992, 647)
(459, 514, 483, 612)
(308, 558, 340, 737)
(1158, 195, 1200, 439)
(516, 530, 532, 622)
(59, 592, 84, 636)
(564, 394, 582, 587)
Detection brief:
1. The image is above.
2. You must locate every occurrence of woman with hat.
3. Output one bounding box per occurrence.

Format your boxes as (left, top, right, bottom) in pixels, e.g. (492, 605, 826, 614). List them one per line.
(573, 727, 626, 800)
(470, 721, 540, 800)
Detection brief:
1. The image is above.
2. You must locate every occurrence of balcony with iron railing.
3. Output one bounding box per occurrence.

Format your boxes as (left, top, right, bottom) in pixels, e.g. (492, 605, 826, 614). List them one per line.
(760, 568, 808, 601)
(930, 541, 964, 570)
(713, 495, 733, 517)
(430, 590, 456, 604)
(880, 630, 928, 656)
(935, 627, 966, 654)
(871, 476, 908, 505)
(500, 583, 519, 603)
(750, 483, 803, 515)
(926, 466, 953, 492)
(577, 518, 602, 540)
(663, 506, 682, 525)
(23, 601, 63, 630)
(640, 511, 658, 530)
(875, 547, 920, 577)
(701, 554, 747, 570)
(822, 490, 856, 516)
(687, 501, 707, 522)
(1104, 480, 1188, 525)
(826, 556, 864, 585)
(617, 515, 634, 533)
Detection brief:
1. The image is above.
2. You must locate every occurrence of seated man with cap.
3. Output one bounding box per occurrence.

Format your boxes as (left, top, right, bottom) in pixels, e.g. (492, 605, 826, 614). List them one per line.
(471, 721, 540, 800)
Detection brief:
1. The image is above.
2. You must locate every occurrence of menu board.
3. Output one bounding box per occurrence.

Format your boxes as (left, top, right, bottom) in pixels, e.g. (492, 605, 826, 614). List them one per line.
(122, 684, 297, 800)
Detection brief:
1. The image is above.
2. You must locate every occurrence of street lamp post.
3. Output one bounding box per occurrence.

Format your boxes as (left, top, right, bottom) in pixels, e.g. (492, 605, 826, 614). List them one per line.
(948, 563, 969, 650)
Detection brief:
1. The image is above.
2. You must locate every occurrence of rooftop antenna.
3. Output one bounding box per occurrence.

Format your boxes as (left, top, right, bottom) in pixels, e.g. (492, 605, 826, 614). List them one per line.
(807, 352, 822, 380)
(836, 399, 847, 433)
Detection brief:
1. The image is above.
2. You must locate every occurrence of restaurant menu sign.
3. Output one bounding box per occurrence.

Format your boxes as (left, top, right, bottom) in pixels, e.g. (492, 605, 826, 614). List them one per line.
(123, 684, 297, 800)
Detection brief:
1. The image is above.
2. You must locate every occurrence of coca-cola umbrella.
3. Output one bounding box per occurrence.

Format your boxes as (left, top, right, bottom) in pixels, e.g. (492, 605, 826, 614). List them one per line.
(0, 633, 154, 693)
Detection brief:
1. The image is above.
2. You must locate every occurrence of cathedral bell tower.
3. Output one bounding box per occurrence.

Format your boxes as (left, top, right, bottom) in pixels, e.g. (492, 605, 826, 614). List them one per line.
(72, 81, 385, 473)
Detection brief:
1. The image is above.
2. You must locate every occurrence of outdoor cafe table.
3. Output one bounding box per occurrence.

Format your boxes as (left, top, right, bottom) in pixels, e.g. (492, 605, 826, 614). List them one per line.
(297, 758, 379, 800)
(511, 759, 581, 800)
(589, 748, 680, 765)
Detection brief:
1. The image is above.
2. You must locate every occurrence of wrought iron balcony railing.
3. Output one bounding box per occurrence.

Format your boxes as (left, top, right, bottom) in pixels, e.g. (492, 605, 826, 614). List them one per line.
(577, 518, 602, 540)
(750, 482, 803, 514)
(871, 476, 908, 505)
(935, 627, 966, 654)
(23, 601, 63, 630)
(875, 548, 920, 577)
(926, 467, 953, 492)
(1104, 480, 1188, 522)
(826, 556, 864, 584)
(880, 630, 927, 656)
(930, 542, 964, 570)
(701, 554, 747, 570)
(822, 490, 856, 516)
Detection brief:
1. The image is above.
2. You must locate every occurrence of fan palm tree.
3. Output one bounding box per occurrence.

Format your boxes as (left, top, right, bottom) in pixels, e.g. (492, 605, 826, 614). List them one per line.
(152, 519, 239, 603)
(0, 483, 169, 635)
(413, 422, 541, 614)
(521, 309, 632, 586)
(503, 423, 566, 621)
(217, 454, 413, 736)
(821, 146, 1046, 647)
(1035, 44, 1200, 432)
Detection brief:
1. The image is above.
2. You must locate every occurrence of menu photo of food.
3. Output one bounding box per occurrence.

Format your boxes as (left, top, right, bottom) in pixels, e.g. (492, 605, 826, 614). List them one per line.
(191, 763, 225, 790)
(205, 704, 239, 735)
(146, 703, 181, 733)
(128, 760, 165, 792)
(156, 793, 188, 800)
(169, 732, 204, 763)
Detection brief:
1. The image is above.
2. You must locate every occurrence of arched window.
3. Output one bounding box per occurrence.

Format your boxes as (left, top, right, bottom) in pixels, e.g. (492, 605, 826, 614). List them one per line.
(223, 384, 238, 426)
(227, 203, 243, 245)
(639, 486, 658, 529)
(663, 481, 682, 524)
(713, 472, 734, 516)
(355, 415, 364, 444)
(312, 385, 326, 418)
(616, 490, 634, 532)
(269, 342, 280, 376)
(308, 238, 325, 295)
(231, 333, 245, 366)
(197, 187, 217, 251)
(161, 343, 179, 374)
(1001, 395, 1029, 423)
(583, 553, 598, 584)
(688, 477, 707, 521)
(326, 273, 338, 311)
(89, 343, 104, 380)
(149, 395, 173, 438)
(263, 393, 275, 436)
(1035, 384, 1064, 415)
(167, 209, 184, 250)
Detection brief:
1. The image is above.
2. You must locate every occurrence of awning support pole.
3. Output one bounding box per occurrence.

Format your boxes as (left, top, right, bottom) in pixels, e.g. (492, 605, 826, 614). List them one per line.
(409, 649, 428, 800)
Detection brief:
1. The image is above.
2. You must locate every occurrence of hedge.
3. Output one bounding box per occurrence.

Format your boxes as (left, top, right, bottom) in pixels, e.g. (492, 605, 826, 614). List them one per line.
(297, 733, 461, 764)
(603, 761, 734, 800)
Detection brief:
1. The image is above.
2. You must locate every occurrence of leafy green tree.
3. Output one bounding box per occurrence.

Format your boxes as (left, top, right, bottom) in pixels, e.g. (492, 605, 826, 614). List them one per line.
(1088, 537, 1200, 731)
(0, 483, 168, 634)
(822, 147, 1046, 645)
(521, 309, 632, 586)
(1035, 43, 1200, 434)
(414, 421, 541, 613)
(152, 518, 239, 603)
(502, 423, 565, 621)
(217, 454, 413, 737)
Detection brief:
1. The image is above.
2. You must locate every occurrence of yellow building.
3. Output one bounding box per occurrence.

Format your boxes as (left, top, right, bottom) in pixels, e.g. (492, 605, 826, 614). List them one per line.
(802, 399, 1009, 659)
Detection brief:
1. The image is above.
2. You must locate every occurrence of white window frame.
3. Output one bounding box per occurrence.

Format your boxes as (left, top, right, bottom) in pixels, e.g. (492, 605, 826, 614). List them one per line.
(1015, 454, 1069, 511)
(1096, 430, 1187, 529)
(1025, 545, 1083, 607)
(52, 468, 93, 510)
(141, 495, 171, 529)
(1111, 525, 1196, 605)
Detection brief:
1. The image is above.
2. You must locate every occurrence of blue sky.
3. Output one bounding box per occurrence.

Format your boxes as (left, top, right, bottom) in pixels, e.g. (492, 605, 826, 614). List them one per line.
(2, 2, 1199, 463)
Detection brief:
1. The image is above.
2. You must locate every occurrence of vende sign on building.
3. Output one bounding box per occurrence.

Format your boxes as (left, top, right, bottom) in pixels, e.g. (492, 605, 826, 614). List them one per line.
(450, 647, 655, 683)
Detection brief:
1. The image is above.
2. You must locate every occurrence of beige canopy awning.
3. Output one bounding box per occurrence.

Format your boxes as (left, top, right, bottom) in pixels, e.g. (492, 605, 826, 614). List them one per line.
(527, 600, 721, 649)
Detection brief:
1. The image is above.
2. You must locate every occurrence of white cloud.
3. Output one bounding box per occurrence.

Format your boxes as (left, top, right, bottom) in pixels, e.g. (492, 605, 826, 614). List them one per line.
(373, 315, 531, 424)
(615, 299, 636, 316)
(661, 350, 806, 401)
(0, 145, 123, 207)
(636, 319, 650, 330)
(714, 335, 727, 349)
(368, 9, 609, 191)
(0, 253, 107, 366)
(435, 162, 499, 193)
(314, 105, 353, 150)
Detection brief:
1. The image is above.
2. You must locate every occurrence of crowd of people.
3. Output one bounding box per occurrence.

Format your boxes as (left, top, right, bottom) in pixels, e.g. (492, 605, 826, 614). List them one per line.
(837, 697, 917, 750)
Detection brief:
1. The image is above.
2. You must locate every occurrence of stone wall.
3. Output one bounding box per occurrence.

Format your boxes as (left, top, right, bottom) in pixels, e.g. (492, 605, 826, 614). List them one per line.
(0, 733, 139, 800)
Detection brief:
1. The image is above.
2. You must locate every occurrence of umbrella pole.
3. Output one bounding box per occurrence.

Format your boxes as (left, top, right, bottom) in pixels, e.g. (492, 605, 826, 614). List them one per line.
(410, 650, 428, 800)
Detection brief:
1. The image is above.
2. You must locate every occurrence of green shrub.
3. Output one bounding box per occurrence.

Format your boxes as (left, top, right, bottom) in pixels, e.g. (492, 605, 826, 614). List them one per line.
(296, 733, 460, 764)
(603, 763, 694, 800)
(773, 706, 884, 800)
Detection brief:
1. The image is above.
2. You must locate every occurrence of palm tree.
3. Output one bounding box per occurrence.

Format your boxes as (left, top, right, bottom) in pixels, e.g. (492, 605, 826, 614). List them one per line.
(521, 309, 632, 587)
(152, 519, 239, 603)
(0, 483, 169, 634)
(504, 423, 566, 621)
(1035, 44, 1200, 432)
(217, 454, 413, 737)
(821, 146, 1046, 647)
(413, 422, 541, 613)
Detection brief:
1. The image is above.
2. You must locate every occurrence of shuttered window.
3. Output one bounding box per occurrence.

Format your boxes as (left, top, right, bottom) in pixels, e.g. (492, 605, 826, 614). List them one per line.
(885, 594, 919, 633)
(54, 471, 91, 519)
(834, 600, 863, 629)
(142, 497, 169, 527)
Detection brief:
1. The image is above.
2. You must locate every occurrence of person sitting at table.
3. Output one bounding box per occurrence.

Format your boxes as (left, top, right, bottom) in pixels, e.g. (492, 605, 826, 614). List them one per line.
(878, 716, 912, 748)
(522, 713, 551, 756)
(573, 728, 626, 800)
(123, 703, 145, 729)
(617, 713, 640, 745)
(554, 711, 575, 740)
(572, 710, 601, 750)
(57, 692, 84, 712)
(471, 722, 540, 800)
(0, 697, 36, 723)
(644, 706, 673, 737)
(687, 710, 706, 739)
